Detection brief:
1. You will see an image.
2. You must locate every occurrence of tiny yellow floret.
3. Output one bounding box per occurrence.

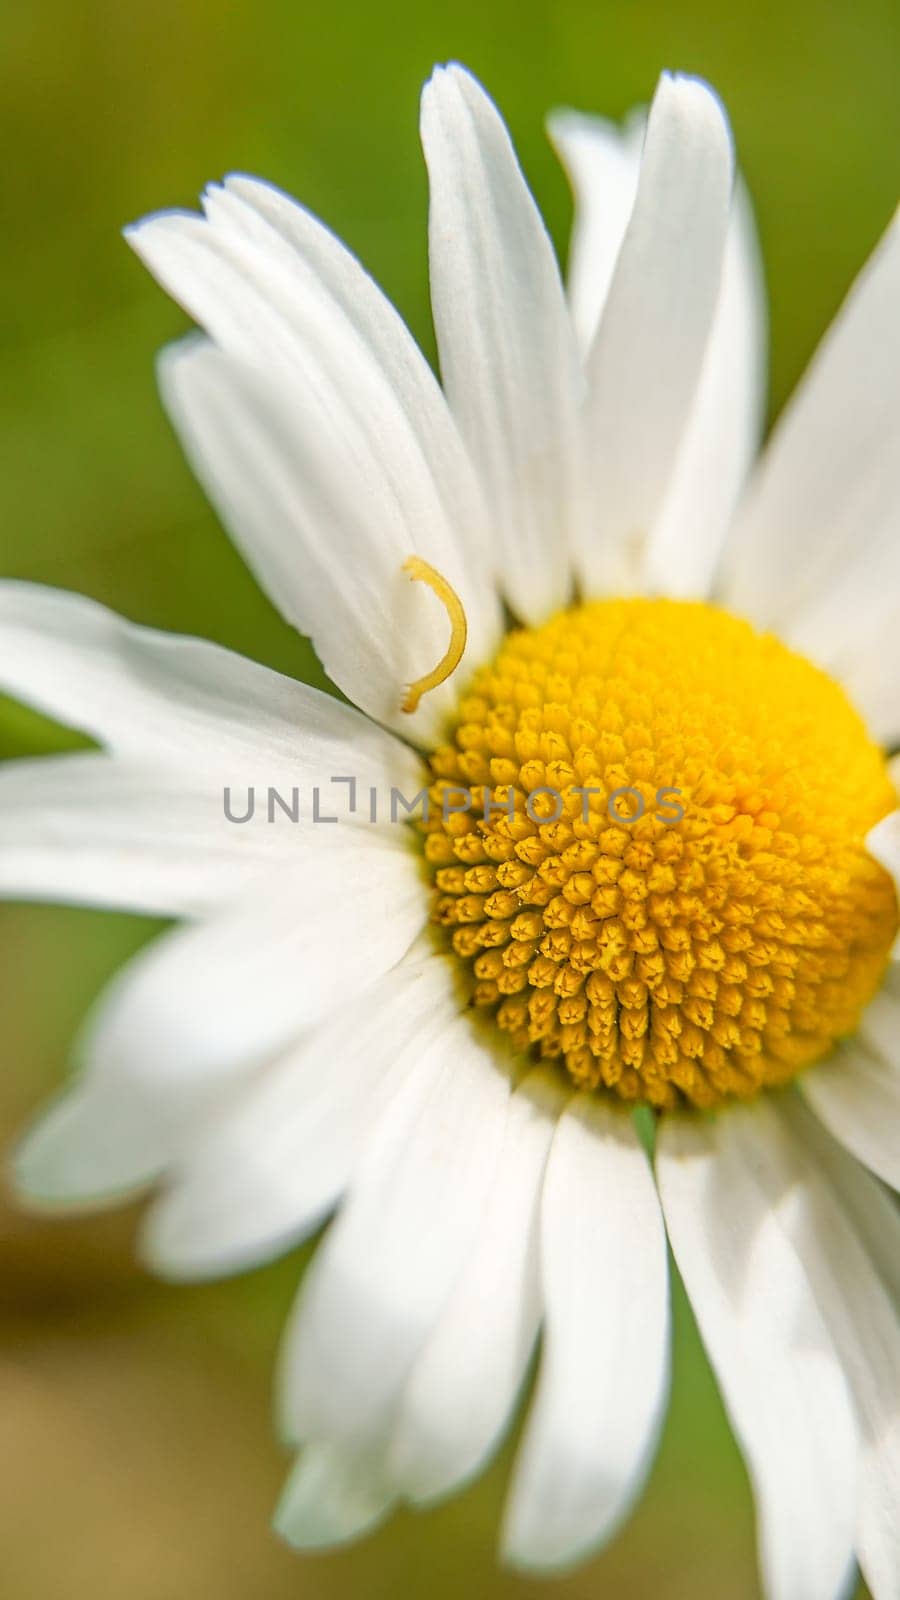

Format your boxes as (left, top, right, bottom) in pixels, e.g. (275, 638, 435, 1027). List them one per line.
(419, 598, 898, 1110)
(401, 557, 468, 714)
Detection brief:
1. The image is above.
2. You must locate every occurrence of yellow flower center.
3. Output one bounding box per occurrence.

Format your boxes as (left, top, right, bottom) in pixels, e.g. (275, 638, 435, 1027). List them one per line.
(420, 598, 898, 1109)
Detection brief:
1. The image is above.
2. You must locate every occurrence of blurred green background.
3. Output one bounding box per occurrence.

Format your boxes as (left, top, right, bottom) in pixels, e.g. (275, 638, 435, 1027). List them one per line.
(1, 1, 897, 1595)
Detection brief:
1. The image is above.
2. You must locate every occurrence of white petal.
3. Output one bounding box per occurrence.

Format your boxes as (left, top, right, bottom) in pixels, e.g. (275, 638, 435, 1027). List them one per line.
(129, 180, 500, 743)
(790, 1094, 900, 1306)
(866, 810, 900, 944)
(80, 844, 426, 1107)
(0, 581, 421, 795)
(776, 1095, 900, 1600)
(502, 1097, 669, 1572)
(643, 179, 767, 598)
(855, 952, 900, 1067)
(421, 64, 584, 622)
(781, 1105, 900, 1598)
(548, 107, 644, 351)
(274, 1441, 394, 1550)
(140, 954, 458, 1279)
(800, 1039, 900, 1191)
(551, 100, 766, 601)
(0, 754, 293, 916)
(13, 851, 429, 1215)
(721, 211, 900, 740)
(388, 1067, 567, 1503)
(579, 73, 734, 594)
(158, 337, 494, 747)
(13, 1076, 169, 1209)
(212, 171, 489, 584)
(784, 1094, 896, 1593)
(657, 1108, 859, 1600)
(279, 1016, 512, 1448)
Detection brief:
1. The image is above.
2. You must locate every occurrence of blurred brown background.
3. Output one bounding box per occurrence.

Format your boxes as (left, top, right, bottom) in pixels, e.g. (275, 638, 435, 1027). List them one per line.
(2, 0, 897, 1594)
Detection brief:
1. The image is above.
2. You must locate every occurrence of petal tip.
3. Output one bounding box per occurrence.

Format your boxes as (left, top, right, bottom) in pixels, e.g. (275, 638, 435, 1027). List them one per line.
(10, 1092, 111, 1212)
(652, 69, 732, 147)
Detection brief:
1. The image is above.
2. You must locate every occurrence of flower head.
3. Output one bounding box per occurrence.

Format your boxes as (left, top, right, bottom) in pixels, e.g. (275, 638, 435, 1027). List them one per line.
(2, 63, 899, 1600)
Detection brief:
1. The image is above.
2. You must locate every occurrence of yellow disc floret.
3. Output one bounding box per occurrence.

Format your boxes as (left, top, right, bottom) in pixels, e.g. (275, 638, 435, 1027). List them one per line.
(420, 598, 898, 1110)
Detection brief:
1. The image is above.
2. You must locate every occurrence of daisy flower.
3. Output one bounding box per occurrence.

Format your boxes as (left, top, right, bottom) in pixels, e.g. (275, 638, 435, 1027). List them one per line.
(2, 63, 899, 1600)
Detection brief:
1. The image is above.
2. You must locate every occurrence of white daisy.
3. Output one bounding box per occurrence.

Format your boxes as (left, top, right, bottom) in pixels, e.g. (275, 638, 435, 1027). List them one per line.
(2, 62, 899, 1600)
